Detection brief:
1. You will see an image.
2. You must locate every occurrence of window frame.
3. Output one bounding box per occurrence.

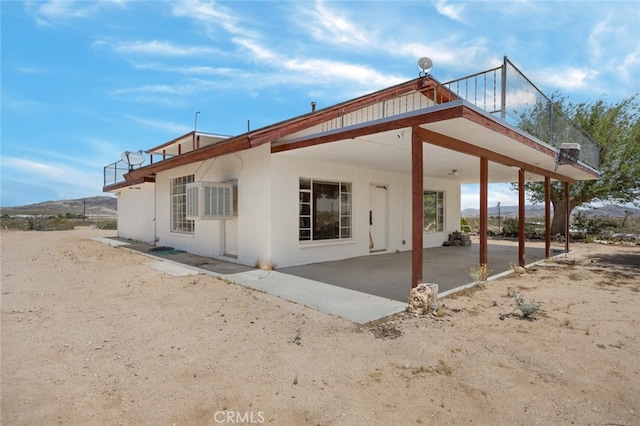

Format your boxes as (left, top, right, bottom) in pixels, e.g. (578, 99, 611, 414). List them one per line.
(423, 190, 445, 233)
(171, 175, 195, 233)
(299, 178, 352, 242)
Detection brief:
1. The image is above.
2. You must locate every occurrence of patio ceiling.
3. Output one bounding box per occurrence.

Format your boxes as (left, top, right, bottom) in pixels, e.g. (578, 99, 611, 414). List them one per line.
(272, 100, 599, 185)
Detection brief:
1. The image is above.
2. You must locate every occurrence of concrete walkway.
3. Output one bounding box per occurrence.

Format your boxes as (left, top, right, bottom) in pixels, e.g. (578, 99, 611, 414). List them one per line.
(91, 237, 558, 324)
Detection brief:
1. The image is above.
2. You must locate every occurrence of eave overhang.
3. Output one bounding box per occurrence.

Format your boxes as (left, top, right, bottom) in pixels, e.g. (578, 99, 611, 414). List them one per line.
(103, 176, 155, 192)
(271, 100, 600, 184)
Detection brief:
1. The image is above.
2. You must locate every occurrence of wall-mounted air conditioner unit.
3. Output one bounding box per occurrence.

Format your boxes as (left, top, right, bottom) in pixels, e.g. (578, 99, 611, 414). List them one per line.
(186, 182, 234, 220)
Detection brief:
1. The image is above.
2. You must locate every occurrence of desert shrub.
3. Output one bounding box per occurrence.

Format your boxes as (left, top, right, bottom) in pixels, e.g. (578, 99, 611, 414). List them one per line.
(469, 263, 488, 283)
(93, 219, 117, 230)
(508, 287, 541, 318)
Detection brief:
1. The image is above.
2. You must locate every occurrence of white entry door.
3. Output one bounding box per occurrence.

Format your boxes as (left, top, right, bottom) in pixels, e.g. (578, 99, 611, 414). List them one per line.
(369, 185, 387, 252)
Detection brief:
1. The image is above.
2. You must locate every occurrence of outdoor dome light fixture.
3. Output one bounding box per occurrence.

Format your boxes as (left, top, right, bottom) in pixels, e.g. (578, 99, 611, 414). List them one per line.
(448, 169, 459, 176)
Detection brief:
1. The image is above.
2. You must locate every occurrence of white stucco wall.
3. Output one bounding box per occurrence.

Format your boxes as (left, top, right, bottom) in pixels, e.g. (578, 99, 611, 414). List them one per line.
(132, 143, 461, 269)
(115, 182, 156, 244)
(269, 154, 461, 268)
(153, 144, 272, 265)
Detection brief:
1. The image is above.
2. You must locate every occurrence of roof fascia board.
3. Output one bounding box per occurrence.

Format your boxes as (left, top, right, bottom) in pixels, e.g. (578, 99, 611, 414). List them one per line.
(147, 131, 196, 152)
(103, 176, 155, 192)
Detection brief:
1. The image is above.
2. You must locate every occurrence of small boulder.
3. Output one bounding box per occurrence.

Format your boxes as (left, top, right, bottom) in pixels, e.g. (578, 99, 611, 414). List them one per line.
(407, 283, 438, 315)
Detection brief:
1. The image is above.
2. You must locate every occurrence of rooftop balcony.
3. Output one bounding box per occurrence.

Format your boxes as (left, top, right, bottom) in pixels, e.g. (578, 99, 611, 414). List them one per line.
(103, 57, 600, 190)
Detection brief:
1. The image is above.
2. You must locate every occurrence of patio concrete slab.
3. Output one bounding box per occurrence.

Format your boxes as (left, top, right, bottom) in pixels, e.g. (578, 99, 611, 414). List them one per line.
(278, 242, 561, 302)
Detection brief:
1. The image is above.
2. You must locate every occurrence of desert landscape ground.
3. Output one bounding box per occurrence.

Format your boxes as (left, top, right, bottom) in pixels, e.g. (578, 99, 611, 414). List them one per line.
(1, 228, 638, 425)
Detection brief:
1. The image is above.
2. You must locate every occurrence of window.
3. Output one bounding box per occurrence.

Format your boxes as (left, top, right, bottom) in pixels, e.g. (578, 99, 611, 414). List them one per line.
(423, 191, 444, 232)
(186, 182, 234, 220)
(299, 179, 352, 241)
(171, 175, 194, 233)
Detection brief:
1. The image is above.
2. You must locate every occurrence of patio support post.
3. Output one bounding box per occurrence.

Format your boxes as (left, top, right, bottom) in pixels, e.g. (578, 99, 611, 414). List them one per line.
(518, 168, 526, 267)
(564, 181, 570, 255)
(544, 176, 551, 258)
(479, 157, 488, 267)
(411, 127, 424, 288)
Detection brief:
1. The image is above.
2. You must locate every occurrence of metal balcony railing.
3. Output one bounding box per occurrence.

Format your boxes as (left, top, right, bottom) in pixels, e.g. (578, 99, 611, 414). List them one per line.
(103, 152, 175, 187)
(439, 57, 600, 170)
(322, 57, 600, 170)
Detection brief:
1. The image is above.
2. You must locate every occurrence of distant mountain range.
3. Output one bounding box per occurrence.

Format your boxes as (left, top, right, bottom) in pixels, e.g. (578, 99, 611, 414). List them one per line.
(462, 204, 640, 218)
(2, 196, 637, 221)
(1, 196, 117, 218)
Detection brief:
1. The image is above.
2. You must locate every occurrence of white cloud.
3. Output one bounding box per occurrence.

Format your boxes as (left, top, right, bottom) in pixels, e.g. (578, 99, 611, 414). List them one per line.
(133, 62, 237, 76)
(15, 66, 45, 74)
(113, 40, 216, 56)
(171, 0, 246, 36)
(5, 99, 47, 113)
(617, 46, 640, 84)
(390, 38, 498, 73)
(461, 184, 519, 210)
(231, 37, 404, 90)
(588, 15, 613, 61)
(296, 0, 372, 47)
(434, 0, 465, 22)
(110, 83, 197, 97)
(27, 0, 126, 27)
(534, 67, 598, 91)
(0, 156, 103, 200)
(122, 115, 191, 135)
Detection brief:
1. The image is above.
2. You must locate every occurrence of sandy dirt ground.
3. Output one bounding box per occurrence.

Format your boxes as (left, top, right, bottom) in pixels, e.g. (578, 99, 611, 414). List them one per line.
(1, 229, 639, 425)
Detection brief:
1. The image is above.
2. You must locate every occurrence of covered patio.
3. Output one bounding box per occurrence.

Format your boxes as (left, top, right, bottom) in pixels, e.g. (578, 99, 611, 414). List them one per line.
(278, 238, 560, 302)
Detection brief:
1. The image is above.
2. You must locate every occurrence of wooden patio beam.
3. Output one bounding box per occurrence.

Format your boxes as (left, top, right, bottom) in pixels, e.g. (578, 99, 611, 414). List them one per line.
(271, 107, 463, 154)
(415, 128, 577, 183)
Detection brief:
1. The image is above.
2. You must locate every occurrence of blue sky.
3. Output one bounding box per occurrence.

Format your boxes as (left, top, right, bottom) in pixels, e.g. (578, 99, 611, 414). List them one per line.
(1, 0, 638, 208)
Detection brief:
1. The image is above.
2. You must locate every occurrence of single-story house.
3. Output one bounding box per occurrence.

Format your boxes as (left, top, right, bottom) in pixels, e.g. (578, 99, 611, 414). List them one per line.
(103, 57, 600, 288)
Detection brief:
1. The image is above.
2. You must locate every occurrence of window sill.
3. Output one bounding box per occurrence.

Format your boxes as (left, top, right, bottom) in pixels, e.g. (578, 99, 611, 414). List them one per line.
(299, 238, 356, 249)
(170, 231, 195, 237)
